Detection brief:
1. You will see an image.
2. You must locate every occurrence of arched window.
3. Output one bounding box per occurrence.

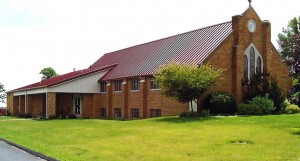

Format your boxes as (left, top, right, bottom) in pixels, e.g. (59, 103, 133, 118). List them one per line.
(244, 55, 248, 81)
(250, 47, 255, 80)
(256, 57, 262, 74)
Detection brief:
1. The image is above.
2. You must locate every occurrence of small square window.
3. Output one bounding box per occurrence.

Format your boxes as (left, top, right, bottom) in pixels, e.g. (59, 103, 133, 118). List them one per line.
(114, 80, 122, 92)
(150, 78, 160, 90)
(100, 108, 106, 117)
(131, 108, 140, 118)
(150, 109, 161, 118)
(131, 78, 140, 91)
(114, 108, 122, 118)
(100, 82, 107, 93)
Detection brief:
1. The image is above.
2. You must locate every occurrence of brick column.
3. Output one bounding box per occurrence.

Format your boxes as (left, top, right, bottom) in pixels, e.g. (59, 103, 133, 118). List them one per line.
(107, 81, 113, 118)
(123, 79, 129, 119)
(11, 95, 19, 116)
(19, 95, 25, 115)
(231, 14, 246, 102)
(47, 92, 56, 117)
(142, 77, 148, 118)
(262, 20, 271, 74)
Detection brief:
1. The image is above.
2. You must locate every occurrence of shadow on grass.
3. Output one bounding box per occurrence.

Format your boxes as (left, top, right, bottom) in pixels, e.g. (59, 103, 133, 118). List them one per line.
(291, 128, 300, 136)
(152, 116, 218, 123)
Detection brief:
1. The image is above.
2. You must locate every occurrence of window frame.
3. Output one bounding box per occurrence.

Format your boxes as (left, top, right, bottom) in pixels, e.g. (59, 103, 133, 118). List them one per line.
(114, 80, 122, 92)
(150, 109, 161, 118)
(150, 78, 161, 90)
(100, 82, 107, 93)
(249, 47, 256, 81)
(256, 57, 262, 74)
(131, 108, 140, 118)
(100, 108, 107, 117)
(244, 55, 249, 82)
(131, 78, 140, 91)
(243, 44, 264, 84)
(114, 108, 122, 118)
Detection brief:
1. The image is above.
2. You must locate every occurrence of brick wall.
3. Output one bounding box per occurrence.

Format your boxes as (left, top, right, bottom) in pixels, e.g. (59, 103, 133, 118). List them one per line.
(93, 94, 102, 117)
(146, 77, 188, 117)
(6, 92, 14, 115)
(47, 92, 56, 117)
(128, 78, 144, 119)
(202, 6, 291, 106)
(112, 80, 126, 118)
(19, 95, 25, 114)
(12, 96, 19, 116)
(28, 94, 46, 117)
(82, 93, 94, 117)
(56, 93, 73, 116)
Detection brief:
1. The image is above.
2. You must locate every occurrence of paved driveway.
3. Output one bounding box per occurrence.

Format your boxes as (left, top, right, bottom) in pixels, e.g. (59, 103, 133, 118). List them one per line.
(0, 141, 46, 161)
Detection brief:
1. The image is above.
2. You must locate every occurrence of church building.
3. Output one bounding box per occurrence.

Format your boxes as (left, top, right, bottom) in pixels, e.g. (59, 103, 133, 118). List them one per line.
(6, 3, 291, 119)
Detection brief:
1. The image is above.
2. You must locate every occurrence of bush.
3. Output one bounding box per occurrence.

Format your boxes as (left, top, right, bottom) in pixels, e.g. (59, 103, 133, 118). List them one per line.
(48, 115, 58, 119)
(248, 94, 275, 114)
(203, 92, 237, 115)
(285, 104, 300, 114)
(243, 73, 286, 112)
(60, 115, 67, 119)
(68, 114, 77, 119)
(179, 112, 187, 117)
(179, 110, 210, 118)
(17, 113, 32, 118)
(237, 103, 262, 115)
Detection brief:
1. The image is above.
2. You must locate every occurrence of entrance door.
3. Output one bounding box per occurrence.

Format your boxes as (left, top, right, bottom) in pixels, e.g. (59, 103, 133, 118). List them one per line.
(74, 94, 82, 116)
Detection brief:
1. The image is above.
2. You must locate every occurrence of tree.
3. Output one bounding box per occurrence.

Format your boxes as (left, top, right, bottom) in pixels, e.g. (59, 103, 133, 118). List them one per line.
(278, 16, 300, 60)
(39, 67, 59, 80)
(277, 17, 300, 105)
(0, 83, 6, 103)
(154, 62, 223, 111)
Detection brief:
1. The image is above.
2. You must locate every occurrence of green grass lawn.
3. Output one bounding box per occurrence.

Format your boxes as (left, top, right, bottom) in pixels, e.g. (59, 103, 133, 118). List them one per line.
(0, 115, 300, 161)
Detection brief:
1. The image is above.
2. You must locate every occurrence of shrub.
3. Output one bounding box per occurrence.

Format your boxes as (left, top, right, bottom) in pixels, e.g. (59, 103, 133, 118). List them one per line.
(243, 73, 286, 112)
(248, 94, 275, 114)
(237, 103, 262, 115)
(68, 114, 77, 119)
(17, 113, 32, 118)
(285, 104, 300, 114)
(203, 92, 237, 115)
(198, 110, 210, 117)
(179, 110, 210, 118)
(60, 115, 67, 119)
(48, 116, 58, 119)
(179, 112, 187, 117)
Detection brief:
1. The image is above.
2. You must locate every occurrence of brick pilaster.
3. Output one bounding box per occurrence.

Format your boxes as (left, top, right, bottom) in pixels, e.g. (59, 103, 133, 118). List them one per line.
(262, 20, 271, 74)
(107, 81, 113, 118)
(142, 77, 148, 118)
(47, 92, 56, 117)
(123, 79, 129, 119)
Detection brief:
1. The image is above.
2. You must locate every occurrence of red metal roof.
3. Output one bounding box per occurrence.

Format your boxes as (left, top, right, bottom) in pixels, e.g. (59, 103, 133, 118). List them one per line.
(92, 21, 233, 80)
(12, 21, 233, 91)
(12, 64, 117, 92)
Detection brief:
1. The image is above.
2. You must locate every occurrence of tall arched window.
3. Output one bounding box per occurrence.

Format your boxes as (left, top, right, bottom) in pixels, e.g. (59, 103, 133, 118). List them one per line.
(256, 57, 262, 74)
(250, 47, 255, 80)
(244, 55, 248, 81)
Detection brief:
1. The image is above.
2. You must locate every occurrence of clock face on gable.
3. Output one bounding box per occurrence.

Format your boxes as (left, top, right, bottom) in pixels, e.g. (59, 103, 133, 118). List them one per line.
(247, 19, 256, 33)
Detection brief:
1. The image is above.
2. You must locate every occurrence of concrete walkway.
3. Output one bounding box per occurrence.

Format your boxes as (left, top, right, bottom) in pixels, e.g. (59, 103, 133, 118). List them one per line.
(0, 139, 58, 161)
(0, 141, 45, 161)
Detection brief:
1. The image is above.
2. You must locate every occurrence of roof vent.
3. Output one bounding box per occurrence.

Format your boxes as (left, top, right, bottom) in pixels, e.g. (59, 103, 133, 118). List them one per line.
(73, 68, 76, 72)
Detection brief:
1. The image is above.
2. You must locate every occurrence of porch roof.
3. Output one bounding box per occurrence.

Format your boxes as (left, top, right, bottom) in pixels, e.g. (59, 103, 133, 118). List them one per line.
(11, 64, 117, 92)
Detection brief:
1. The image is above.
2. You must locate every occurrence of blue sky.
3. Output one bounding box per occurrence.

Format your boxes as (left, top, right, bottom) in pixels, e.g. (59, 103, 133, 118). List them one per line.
(0, 0, 299, 107)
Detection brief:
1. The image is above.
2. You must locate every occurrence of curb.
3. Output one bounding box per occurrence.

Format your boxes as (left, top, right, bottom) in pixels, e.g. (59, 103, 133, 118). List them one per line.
(0, 138, 59, 161)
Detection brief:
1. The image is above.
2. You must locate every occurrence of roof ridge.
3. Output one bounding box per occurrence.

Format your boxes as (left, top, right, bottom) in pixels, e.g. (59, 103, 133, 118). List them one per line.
(105, 21, 232, 54)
